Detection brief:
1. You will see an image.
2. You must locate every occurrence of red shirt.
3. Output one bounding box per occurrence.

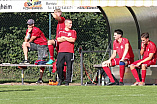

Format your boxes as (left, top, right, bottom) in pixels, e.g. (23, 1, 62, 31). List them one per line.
(113, 38, 134, 59)
(56, 16, 65, 38)
(57, 29, 77, 53)
(141, 41, 157, 62)
(26, 27, 47, 45)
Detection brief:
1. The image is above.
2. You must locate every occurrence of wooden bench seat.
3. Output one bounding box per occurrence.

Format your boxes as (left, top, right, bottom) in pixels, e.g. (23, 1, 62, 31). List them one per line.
(93, 64, 157, 68)
(0, 64, 53, 85)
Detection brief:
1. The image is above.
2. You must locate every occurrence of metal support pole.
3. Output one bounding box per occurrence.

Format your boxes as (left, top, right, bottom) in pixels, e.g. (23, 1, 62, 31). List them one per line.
(49, 13, 52, 72)
(21, 69, 24, 85)
(49, 13, 51, 40)
(98, 69, 101, 85)
(81, 51, 83, 85)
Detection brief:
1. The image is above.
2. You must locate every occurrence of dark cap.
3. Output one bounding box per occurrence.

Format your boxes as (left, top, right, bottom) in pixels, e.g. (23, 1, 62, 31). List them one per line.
(27, 19, 35, 25)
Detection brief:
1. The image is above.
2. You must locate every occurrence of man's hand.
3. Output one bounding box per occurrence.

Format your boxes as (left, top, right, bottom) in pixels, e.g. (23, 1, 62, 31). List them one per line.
(102, 60, 111, 67)
(142, 43, 145, 49)
(57, 36, 67, 42)
(51, 13, 55, 17)
(28, 27, 33, 33)
(61, 36, 67, 40)
(51, 12, 61, 21)
(120, 58, 125, 62)
(136, 62, 142, 67)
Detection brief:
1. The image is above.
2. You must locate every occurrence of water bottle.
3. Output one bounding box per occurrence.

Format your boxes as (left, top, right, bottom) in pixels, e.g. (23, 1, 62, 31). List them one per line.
(105, 76, 110, 85)
(102, 76, 104, 86)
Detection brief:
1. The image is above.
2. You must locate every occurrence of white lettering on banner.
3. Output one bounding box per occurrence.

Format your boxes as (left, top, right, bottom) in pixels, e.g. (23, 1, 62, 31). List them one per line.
(47, 6, 99, 11)
(77, 6, 98, 9)
(48, 6, 73, 10)
(45, 1, 99, 12)
(0, 4, 12, 10)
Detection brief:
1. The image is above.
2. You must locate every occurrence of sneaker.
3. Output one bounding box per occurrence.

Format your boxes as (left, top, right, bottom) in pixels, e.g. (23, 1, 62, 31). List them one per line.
(19, 60, 30, 64)
(65, 82, 69, 86)
(46, 59, 54, 65)
(49, 79, 53, 85)
(139, 82, 145, 86)
(52, 81, 58, 85)
(57, 80, 62, 86)
(36, 78, 43, 84)
(119, 82, 124, 85)
(131, 82, 139, 86)
(106, 82, 119, 86)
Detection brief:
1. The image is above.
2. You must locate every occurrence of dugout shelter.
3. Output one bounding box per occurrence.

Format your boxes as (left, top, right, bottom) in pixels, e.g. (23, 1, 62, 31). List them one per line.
(93, 6, 157, 85)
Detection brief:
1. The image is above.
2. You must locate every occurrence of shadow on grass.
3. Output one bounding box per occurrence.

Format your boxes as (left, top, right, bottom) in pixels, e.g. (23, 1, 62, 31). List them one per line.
(0, 79, 86, 85)
(0, 89, 35, 92)
(0, 80, 49, 84)
(0, 79, 82, 84)
(0, 80, 21, 84)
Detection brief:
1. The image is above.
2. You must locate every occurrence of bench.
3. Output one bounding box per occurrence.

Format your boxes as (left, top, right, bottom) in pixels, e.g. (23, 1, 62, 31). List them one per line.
(93, 64, 157, 68)
(0, 64, 53, 85)
(93, 64, 157, 85)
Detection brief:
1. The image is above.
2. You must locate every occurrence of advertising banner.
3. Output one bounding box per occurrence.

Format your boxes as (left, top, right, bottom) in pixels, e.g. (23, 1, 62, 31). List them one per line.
(0, 0, 100, 12)
(0, 0, 157, 12)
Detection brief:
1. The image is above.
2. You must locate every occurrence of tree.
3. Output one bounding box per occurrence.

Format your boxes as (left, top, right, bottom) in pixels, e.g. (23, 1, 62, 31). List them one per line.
(0, 12, 108, 81)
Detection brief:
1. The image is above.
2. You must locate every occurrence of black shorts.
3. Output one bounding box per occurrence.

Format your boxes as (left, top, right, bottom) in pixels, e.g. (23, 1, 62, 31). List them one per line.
(28, 42, 48, 60)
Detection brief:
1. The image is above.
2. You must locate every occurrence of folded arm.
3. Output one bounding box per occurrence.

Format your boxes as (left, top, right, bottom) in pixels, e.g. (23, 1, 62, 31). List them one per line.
(137, 53, 154, 66)
(57, 36, 76, 43)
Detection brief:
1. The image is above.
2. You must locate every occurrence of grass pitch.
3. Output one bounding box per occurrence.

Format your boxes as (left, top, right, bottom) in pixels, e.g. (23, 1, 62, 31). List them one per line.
(0, 85, 157, 104)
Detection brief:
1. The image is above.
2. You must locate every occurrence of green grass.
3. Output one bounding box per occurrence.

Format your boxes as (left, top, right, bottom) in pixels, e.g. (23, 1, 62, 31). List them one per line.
(0, 85, 157, 104)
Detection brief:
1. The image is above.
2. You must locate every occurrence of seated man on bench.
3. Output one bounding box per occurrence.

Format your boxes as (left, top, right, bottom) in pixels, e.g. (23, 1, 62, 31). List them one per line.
(102, 29, 134, 85)
(130, 32, 157, 86)
(20, 19, 48, 83)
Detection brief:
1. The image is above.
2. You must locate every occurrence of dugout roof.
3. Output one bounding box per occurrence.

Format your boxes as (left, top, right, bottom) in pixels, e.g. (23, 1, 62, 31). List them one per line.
(98, 6, 157, 60)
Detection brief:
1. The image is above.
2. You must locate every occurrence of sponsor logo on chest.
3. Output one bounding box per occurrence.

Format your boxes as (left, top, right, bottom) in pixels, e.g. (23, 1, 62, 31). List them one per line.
(120, 45, 123, 49)
(147, 48, 149, 51)
(67, 32, 72, 36)
(116, 45, 123, 49)
(60, 31, 72, 37)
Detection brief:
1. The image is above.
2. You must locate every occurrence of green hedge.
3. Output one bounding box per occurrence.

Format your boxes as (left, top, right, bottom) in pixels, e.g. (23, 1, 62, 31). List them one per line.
(0, 12, 108, 81)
